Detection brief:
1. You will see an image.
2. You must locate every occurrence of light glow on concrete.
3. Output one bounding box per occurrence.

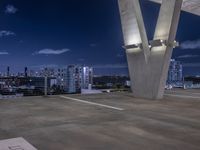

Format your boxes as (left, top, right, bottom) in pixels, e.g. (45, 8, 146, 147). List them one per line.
(118, 0, 150, 61)
(126, 48, 142, 53)
(151, 45, 167, 52)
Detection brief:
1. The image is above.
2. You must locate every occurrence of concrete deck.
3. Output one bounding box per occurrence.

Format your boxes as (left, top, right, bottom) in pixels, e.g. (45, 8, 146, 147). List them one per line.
(0, 90, 200, 150)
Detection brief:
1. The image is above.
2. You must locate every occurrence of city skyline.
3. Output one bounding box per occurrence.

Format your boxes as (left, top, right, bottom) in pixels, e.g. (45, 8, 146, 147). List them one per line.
(0, 0, 200, 76)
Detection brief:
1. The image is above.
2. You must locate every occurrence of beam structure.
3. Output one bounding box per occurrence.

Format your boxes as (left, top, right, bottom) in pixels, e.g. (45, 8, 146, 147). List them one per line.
(149, 0, 200, 16)
(118, 0, 183, 99)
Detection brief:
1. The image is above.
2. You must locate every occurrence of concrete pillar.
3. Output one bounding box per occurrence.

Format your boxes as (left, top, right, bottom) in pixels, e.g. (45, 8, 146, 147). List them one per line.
(118, 0, 183, 99)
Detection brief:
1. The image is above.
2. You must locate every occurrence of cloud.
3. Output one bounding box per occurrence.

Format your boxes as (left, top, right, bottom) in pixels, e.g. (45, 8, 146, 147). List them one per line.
(34, 48, 70, 55)
(180, 39, 200, 49)
(0, 51, 9, 55)
(182, 63, 200, 67)
(5, 5, 18, 14)
(0, 30, 15, 37)
(177, 54, 200, 59)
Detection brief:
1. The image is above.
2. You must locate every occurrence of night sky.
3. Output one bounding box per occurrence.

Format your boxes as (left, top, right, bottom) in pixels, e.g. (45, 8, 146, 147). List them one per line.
(0, 0, 200, 76)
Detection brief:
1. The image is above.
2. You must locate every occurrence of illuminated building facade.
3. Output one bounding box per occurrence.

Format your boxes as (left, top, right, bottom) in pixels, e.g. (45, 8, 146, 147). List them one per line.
(167, 59, 183, 84)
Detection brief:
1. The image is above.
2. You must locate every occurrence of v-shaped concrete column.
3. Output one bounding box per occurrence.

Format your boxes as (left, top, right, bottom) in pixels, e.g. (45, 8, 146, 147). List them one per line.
(118, 0, 183, 99)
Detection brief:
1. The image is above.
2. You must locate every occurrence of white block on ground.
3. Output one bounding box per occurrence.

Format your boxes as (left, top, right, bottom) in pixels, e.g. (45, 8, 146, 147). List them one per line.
(0, 137, 37, 150)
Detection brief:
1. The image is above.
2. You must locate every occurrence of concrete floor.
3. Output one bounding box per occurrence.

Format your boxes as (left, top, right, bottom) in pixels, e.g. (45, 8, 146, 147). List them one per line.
(0, 90, 200, 150)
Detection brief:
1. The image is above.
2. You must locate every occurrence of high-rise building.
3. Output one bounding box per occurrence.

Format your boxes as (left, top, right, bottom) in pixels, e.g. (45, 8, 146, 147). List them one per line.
(65, 65, 82, 93)
(57, 68, 66, 90)
(167, 59, 183, 84)
(56, 65, 93, 93)
(82, 67, 93, 89)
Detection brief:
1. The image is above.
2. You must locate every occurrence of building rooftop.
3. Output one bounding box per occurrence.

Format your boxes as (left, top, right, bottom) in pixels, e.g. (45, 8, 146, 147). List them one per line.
(0, 90, 200, 150)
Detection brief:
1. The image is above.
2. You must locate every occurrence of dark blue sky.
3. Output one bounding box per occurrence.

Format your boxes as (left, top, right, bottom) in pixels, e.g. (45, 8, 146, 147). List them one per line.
(0, 0, 200, 76)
